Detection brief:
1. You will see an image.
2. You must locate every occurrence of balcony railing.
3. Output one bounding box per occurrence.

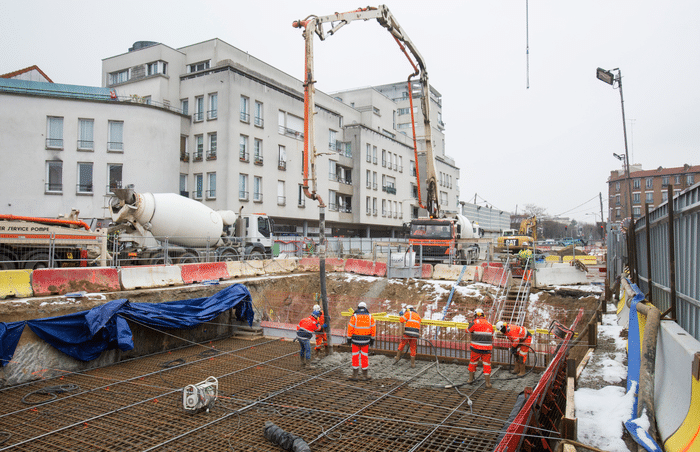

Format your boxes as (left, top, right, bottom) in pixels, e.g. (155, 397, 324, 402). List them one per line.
(240, 112, 250, 123)
(366, 154, 371, 162)
(180, 152, 189, 162)
(383, 186, 397, 195)
(180, 191, 189, 198)
(329, 173, 338, 182)
(107, 142, 123, 152)
(194, 190, 203, 200)
(398, 165, 403, 173)
(254, 155, 263, 165)
(239, 191, 249, 201)
(76, 183, 93, 194)
(254, 116, 264, 127)
(373, 157, 377, 164)
(373, 182, 378, 190)
(382, 159, 387, 167)
(193, 111, 204, 122)
(329, 203, 339, 212)
(107, 183, 123, 194)
(207, 109, 218, 120)
(206, 190, 216, 199)
(373, 209, 378, 216)
(253, 193, 263, 202)
(278, 160, 286, 170)
(46, 138, 63, 149)
(193, 151, 203, 161)
(279, 126, 304, 140)
(77, 140, 94, 150)
(206, 150, 217, 160)
(45, 182, 62, 193)
(277, 196, 286, 206)
(240, 150, 249, 162)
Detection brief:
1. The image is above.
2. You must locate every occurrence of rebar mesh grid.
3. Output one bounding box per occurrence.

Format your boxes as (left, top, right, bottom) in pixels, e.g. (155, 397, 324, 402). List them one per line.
(0, 337, 523, 451)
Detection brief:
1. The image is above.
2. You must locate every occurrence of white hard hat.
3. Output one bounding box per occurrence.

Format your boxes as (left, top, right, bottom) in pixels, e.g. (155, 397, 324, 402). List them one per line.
(406, 305, 414, 310)
(495, 321, 505, 331)
(313, 304, 321, 312)
(474, 308, 484, 317)
(358, 302, 367, 309)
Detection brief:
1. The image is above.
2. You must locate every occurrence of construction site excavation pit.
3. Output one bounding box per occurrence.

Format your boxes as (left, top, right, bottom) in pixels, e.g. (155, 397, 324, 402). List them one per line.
(0, 272, 602, 451)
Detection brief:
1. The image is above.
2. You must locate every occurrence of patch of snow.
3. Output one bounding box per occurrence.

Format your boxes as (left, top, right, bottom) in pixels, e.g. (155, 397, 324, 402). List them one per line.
(575, 384, 636, 452)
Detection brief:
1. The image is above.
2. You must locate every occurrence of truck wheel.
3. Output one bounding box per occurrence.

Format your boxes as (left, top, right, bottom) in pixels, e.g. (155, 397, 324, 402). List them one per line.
(149, 253, 172, 266)
(23, 252, 52, 270)
(177, 253, 198, 264)
(0, 253, 16, 270)
(219, 249, 239, 262)
(247, 250, 264, 260)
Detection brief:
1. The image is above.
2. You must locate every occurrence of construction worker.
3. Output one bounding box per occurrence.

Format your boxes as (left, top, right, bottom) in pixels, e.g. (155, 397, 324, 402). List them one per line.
(296, 309, 321, 368)
(394, 305, 421, 368)
(312, 304, 329, 356)
(496, 321, 532, 377)
(346, 301, 376, 381)
(467, 308, 493, 388)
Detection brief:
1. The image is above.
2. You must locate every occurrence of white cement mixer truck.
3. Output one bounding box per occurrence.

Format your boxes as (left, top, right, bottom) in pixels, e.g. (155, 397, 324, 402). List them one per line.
(108, 188, 274, 265)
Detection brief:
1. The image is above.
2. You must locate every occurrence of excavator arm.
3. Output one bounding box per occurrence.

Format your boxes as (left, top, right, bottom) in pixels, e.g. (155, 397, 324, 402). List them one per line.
(293, 4, 439, 217)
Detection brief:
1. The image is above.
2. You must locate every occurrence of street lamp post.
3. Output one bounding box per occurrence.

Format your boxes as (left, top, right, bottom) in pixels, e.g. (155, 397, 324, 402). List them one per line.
(597, 67, 637, 283)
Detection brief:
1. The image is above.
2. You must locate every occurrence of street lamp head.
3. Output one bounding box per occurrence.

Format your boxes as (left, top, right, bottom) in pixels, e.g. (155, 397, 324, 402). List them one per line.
(613, 152, 625, 162)
(596, 67, 615, 85)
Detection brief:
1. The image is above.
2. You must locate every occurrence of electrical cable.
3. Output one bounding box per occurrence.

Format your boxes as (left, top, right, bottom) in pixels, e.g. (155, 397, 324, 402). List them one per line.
(21, 383, 80, 405)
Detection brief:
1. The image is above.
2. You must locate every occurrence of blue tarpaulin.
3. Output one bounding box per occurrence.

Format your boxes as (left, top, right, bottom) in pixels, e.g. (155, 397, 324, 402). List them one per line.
(0, 284, 253, 365)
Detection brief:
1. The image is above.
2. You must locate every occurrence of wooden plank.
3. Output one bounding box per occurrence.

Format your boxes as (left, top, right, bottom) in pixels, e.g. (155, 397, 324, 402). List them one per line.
(576, 348, 595, 380)
(561, 375, 577, 440)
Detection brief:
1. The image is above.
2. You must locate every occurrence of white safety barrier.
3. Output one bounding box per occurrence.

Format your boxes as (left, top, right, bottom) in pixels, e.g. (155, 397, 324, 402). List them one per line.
(119, 265, 184, 290)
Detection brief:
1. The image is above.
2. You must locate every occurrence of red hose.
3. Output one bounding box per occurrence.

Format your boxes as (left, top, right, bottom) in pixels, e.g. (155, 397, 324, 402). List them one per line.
(0, 214, 91, 230)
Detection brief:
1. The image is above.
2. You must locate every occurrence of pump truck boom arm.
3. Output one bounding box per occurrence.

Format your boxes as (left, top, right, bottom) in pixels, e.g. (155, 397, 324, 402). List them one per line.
(293, 4, 438, 217)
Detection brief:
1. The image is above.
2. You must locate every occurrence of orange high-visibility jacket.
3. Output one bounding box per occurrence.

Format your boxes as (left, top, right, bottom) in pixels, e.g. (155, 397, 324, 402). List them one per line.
(505, 325, 531, 347)
(314, 313, 326, 336)
(468, 317, 494, 352)
(400, 310, 422, 338)
(297, 315, 320, 340)
(347, 309, 376, 345)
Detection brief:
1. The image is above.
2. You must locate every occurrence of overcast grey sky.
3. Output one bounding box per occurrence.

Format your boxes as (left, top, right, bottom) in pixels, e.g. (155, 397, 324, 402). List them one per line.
(2, 1, 698, 224)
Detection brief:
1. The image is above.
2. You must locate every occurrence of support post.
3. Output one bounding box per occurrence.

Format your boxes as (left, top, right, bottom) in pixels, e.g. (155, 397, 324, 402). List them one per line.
(667, 185, 677, 321)
(644, 203, 653, 302)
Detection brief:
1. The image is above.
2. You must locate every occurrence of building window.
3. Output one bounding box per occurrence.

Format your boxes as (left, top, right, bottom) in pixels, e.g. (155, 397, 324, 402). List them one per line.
(194, 135, 203, 161)
(254, 139, 263, 165)
(373, 198, 378, 216)
(179, 174, 188, 197)
(674, 175, 681, 184)
(298, 185, 306, 207)
(633, 192, 640, 204)
(207, 173, 216, 199)
(382, 199, 387, 217)
(633, 178, 640, 189)
(75, 119, 95, 151)
(373, 172, 377, 190)
(399, 156, 403, 173)
(239, 174, 249, 201)
(240, 135, 249, 161)
(662, 176, 669, 186)
(194, 96, 204, 121)
(108, 120, 124, 152)
(329, 130, 337, 151)
(181, 99, 189, 115)
(45, 161, 62, 193)
(180, 135, 189, 162)
(46, 116, 63, 149)
(411, 160, 416, 177)
(615, 181, 620, 191)
(645, 177, 653, 189)
(77, 162, 93, 194)
(278, 145, 286, 170)
(633, 206, 641, 217)
(645, 192, 653, 203)
(277, 180, 286, 206)
(615, 195, 620, 205)
(440, 191, 448, 207)
(381, 149, 387, 167)
(147, 61, 167, 76)
(207, 133, 217, 160)
(616, 208, 621, 218)
(662, 191, 668, 202)
(366, 170, 371, 188)
(108, 164, 122, 193)
(254, 176, 263, 202)
(411, 184, 418, 199)
(240, 96, 250, 122)
(208, 93, 218, 120)
(189, 61, 209, 73)
(688, 174, 696, 185)
(372, 146, 377, 165)
(254, 101, 264, 127)
(109, 69, 129, 85)
(366, 144, 371, 162)
(194, 174, 203, 199)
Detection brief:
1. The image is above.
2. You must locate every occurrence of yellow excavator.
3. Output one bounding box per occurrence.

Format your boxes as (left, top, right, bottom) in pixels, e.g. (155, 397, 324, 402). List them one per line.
(496, 216, 537, 253)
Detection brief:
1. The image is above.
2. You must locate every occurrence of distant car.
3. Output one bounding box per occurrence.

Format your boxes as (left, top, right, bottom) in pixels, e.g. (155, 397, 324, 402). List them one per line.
(559, 237, 586, 246)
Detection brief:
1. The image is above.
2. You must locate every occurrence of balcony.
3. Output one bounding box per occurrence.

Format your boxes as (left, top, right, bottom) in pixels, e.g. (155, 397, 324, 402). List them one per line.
(240, 150, 249, 162)
(76, 183, 93, 194)
(254, 155, 263, 165)
(328, 203, 339, 212)
(329, 141, 337, 151)
(193, 151, 203, 162)
(193, 111, 204, 122)
(45, 183, 62, 193)
(206, 189, 216, 199)
(206, 150, 217, 160)
(239, 191, 249, 201)
(108, 141, 123, 153)
(278, 126, 304, 140)
(207, 109, 218, 120)
(240, 112, 250, 123)
(278, 160, 286, 171)
(77, 140, 94, 151)
(373, 209, 377, 216)
(180, 152, 189, 162)
(373, 157, 377, 164)
(253, 193, 263, 203)
(46, 138, 63, 149)
(277, 196, 286, 206)
(254, 116, 264, 127)
(383, 185, 397, 195)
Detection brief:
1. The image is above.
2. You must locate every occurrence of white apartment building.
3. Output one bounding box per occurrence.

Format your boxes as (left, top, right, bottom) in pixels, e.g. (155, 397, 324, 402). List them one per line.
(1, 39, 461, 237)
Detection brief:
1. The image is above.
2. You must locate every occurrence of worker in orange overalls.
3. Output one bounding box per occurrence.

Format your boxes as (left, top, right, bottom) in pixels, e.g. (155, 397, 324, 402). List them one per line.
(394, 305, 421, 368)
(312, 304, 328, 357)
(496, 321, 532, 377)
(467, 308, 494, 388)
(346, 301, 376, 381)
(296, 309, 321, 368)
